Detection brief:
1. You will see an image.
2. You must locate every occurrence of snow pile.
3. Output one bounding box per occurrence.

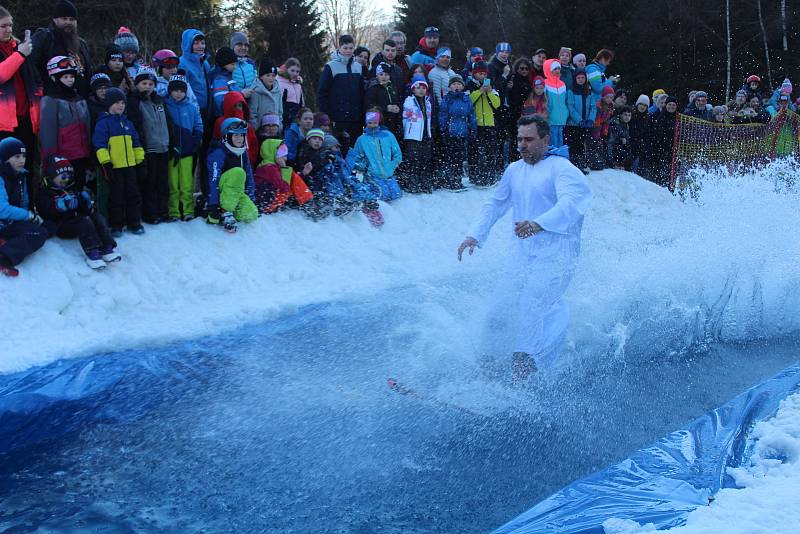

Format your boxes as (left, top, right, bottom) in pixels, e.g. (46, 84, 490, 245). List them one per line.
(608, 392, 800, 534)
(3, 161, 800, 375)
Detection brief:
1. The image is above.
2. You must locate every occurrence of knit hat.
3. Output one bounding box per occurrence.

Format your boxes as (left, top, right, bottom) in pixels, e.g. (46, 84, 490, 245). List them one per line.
(259, 57, 277, 77)
(230, 32, 249, 49)
(736, 89, 747, 98)
(495, 42, 511, 54)
(448, 75, 464, 87)
(90, 73, 112, 90)
(215, 47, 237, 67)
(134, 66, 157, 85)
(471, 60, 488, 75)
(532, 76, 544, 86)
(572, 53, 586, 65)
(694, 90, 708, 99)
(167, 74, 188, 93)
(53, 0, 78, 19)
(260, 113, 281, 127)
(436, 47, 451, 59)
(602, 85, 615, 98)
(534, 48, 547, 56)
(306, 128, 325, 140)
(635, 94, 650, 106)
(45, 155, 74, 181)
(365, 111, 381, 123)
(0, 137, 26, 162)
(712, 105, 728, 114)
(424, 26, 440, 37)
(549, 61, 561, 72)
(410, 74, 428, 89)
(469, 47, 484, 57)
(322, 134, 341, 151)
(375, 62, 391, 76)
(105, 44, 123, 63)
(665, 96, 678, 105)
(780, 78, 793, 95)
(103, 87, 126, 109)
(114, 27, 139, 54)
(313, 112, 331, 128)
(652, 88, 666, 98)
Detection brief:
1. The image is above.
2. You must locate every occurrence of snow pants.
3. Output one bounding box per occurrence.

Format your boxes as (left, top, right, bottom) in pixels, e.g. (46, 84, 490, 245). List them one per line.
(400, 138, 433, 193)
(140, 151, 170, 222)
(439, 136, 468, 189)
(108, 166, 142, 229)
(168, 155, 195, 219)
(50, 212, 116, 253)
(0, 220, 48, 266)
(219, 168, 258, 223)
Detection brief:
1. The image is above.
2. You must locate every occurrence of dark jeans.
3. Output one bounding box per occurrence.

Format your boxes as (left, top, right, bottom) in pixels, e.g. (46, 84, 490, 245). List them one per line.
(51, 212, 116, 253)
(108, 166, 142, 229)
(140, 152, 170, 221)
(468, 126, 503, 186)
(0, 220, 48, 266)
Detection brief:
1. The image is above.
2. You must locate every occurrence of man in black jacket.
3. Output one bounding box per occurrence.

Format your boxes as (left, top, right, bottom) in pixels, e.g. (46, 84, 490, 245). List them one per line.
(317, 34, 364, 156)
(30, 0, 93, 98)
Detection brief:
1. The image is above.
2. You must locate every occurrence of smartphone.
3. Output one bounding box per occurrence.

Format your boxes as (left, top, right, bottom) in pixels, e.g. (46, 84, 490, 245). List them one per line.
(483, 78, 491, 87)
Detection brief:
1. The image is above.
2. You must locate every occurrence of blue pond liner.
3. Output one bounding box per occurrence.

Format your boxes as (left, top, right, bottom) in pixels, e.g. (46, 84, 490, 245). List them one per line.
(493, 361, 800, 533)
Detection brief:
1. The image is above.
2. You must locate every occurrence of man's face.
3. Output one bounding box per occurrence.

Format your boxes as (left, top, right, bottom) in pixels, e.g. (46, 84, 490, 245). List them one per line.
(736, 94, 746, 105)
(8, 153, 25, 172)
(192, 38, 205, 55)
(424, 36, 439, 49)
(695, 96, 707, 108)
(498, 51, 510, 62)
(122, 50, 137, 64)
(339, 43, 355, 58)
(234, 42, 249, 57)
(437, 55, 450, 68)
(533, 52, 546, 66)
(393, 36, 405, 54)
(558, 49, 571, 65)
(53, 17, 77, 32)
(383, 45, 396, 62)
(517, 123, 549, 164)
(666, 102, 677, 113)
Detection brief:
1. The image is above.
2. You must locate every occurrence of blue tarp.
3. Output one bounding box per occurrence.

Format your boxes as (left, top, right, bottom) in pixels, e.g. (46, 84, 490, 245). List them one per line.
(493, 362, 800, 533)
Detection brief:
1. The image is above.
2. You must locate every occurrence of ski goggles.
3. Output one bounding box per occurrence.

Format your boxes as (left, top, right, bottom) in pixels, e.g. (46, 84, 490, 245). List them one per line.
(158, 56, 179, 67)
(49, 56, 77, 70)
(424, 26, 439, 36)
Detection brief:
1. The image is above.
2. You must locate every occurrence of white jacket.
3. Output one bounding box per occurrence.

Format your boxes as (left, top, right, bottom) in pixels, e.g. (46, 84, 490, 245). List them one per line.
(402, 95, 432, 141)
(428, 65, 457, 104)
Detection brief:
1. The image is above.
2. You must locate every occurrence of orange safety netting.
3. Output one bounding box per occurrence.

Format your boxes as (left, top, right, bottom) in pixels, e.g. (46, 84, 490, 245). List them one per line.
(670, 110, 800, 191)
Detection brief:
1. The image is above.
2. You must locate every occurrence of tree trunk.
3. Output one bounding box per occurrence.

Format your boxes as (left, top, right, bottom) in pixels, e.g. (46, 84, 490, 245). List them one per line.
(757, 0, 773, 87)
(781, 0, 789, 51)
(725, 0, 731, 102)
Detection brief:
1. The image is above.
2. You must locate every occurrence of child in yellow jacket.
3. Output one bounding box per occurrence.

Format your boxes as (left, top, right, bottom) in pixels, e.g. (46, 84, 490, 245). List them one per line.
(466, 60, 502, 186)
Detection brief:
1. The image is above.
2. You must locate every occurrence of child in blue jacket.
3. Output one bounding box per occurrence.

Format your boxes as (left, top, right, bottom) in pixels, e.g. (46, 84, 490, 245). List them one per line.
(347, 110, 403, 203)
(211, 47, 242, 117)
(165, 74, 203, 221)
(438, 75, 476, 189)
(0, 138, 48, 277)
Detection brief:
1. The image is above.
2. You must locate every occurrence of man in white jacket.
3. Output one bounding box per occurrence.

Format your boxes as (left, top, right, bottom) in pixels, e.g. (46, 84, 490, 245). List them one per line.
(428, 47, 457, 105)
(458, 115, 592, 380)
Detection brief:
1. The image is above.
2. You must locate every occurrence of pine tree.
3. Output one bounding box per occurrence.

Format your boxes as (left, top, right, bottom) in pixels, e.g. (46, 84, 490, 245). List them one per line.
(247, 0, 325, 107)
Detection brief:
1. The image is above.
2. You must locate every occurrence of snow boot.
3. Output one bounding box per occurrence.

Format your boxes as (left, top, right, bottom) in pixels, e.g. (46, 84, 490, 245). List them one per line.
(127, 225, 146, 235)
(363, 207, 384, 228)
(100, 245, 122, 263)
(0, 255, 18, 277)
(85, 249, 107, 270)
(222, 211, 237, 233)
(110, 227, 124, 239)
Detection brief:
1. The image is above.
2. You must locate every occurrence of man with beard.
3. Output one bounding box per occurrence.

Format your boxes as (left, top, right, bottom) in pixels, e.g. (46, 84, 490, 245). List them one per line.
(30, 0, 92, 98)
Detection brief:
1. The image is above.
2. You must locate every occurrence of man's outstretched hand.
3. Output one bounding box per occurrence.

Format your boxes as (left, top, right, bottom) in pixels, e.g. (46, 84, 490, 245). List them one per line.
(458, 237, 478, 261)
(515, 220, 543, 239)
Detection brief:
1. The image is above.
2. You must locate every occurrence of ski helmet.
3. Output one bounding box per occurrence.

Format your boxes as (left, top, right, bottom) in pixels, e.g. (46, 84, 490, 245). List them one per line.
(152, 49, 179, 68)
(221, 118, 248, 155)
(46, 55, 78, 78)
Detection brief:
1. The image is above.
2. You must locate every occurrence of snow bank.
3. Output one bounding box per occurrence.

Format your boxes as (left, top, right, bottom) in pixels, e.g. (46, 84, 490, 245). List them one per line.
(3, 161, 800, 375)
(608, 392, 800, 534)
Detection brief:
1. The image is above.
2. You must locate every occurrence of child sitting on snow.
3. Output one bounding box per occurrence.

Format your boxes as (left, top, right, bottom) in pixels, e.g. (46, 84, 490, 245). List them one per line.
(36, 156, 121, 269)
(206, 118, 258, 233)
(254, 139, 292, 213)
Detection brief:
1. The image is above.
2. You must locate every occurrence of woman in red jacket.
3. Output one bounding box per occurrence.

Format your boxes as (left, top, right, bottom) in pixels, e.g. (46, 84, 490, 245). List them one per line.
(0, 6, 42, 192)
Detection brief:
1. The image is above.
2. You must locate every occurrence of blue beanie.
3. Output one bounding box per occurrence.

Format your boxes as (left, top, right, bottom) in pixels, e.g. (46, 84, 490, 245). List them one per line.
(496, 42, 512, 53)
(103, 87, 126, 109)
(469, 47, 484, 57)
(0, 137, 26, 162)
(436, 47, 452, 59)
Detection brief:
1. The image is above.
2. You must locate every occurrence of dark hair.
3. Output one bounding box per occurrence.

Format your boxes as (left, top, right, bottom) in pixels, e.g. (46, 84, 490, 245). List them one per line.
(354, 46, 369, 59)
(617, 105, 633, 115)
(594, 48, 614, 62)
(295, 107, 313, 123)
(339, 34, 354, 46)
(383, 39, 397, 49)
(513, 58, 532, 72)
(517, 115, 550, 138)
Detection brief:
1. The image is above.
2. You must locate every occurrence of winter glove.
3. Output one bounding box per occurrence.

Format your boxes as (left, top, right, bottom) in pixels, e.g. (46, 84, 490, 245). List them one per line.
(55, 193, 79, 212)
(206, 205, 221, 225)
(79, 190, 95, 211)
(27, 211, 43, 225)
(101, 163, 114, 182)
(221, 211, 237, 232)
